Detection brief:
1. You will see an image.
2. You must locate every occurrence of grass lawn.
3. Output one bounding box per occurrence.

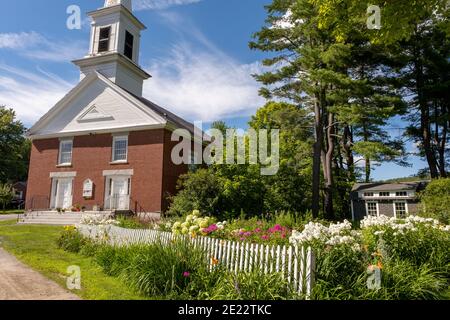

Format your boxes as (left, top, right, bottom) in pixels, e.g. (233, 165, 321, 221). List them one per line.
(0, 210, 24, 215)
(0, 220, 149, 300)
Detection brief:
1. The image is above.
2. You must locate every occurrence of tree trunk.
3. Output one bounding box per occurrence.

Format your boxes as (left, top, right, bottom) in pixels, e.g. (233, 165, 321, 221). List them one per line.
(342, 125, 355, 181)
(362, 122, 371, 182)
(414, 39, 439, 178)
(438, 104, 448, 178)
(311, 96, 323, 219)
(323, 112, 335, 220)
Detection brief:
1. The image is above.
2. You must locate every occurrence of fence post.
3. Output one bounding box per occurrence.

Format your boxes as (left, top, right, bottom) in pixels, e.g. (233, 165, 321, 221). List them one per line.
(305, 246, 315, 300)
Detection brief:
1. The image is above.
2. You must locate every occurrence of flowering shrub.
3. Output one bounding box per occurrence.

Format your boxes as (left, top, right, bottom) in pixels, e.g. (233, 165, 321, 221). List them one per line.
(80, 214, 119, 226)
(288, 215, 450, 299)
(226, 224, 291, 245)
(171, 210, 226, 236)
(289, 220, 361, 251)
(56, 226, 87, 253)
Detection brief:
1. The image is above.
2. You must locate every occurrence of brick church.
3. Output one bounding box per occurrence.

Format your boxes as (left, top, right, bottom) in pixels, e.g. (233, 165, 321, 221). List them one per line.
(25, 0, 196, 215)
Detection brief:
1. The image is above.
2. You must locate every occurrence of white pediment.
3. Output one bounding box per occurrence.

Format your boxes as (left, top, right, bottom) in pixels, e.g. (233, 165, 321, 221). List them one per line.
(77, 105, 114, 123)
(28, 72, 167, 139)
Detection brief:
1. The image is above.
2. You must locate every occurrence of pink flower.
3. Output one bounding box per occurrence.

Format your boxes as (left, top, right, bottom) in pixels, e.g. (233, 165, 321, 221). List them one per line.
(203, 224, 218, 234)
(261, 235, 270, 241)
(183, 272, 190, 277)
(244, 232, 252, 237)
(254, 228, 262, 233)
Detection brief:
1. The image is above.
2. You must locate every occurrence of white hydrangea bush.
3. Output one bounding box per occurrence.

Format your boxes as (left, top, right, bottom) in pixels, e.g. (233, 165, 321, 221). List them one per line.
(80, 213, 119, 226)
(290, 220, 361, 252)
(289, 215, 449, 252)
(361, 215, 450, 236)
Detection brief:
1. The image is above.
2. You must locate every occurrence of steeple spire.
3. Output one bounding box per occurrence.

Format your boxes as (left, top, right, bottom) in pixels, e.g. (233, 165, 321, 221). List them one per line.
(104, 0, 132, 11)
(72, 0, 150, 97)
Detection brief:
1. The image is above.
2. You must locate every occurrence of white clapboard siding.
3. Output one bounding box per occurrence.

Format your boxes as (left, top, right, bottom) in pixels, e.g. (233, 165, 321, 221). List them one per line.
(77, 224, 315, 298)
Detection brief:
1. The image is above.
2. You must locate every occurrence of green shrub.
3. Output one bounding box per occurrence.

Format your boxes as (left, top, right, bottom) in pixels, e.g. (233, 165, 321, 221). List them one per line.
(117, 216, 147, 229)
(78, 239, 99, 257)
(419, 178, 450, 224)
(56, 227, 86, 253)
(119, 240, 211, 297)
(167, 169, 223, 217)
(356, 260, 448, 300)
(95, 245, 135, 277)
(208, 271, 297, 300)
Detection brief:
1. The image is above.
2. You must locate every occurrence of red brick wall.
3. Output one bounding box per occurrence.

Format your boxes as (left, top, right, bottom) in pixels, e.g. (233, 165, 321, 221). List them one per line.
(25, 129, 167, 212)
(161, 130, 188, 212)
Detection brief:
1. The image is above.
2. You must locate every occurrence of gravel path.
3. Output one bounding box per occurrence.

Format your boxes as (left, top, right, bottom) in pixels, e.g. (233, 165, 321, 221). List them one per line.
(0, 248, 81, 300)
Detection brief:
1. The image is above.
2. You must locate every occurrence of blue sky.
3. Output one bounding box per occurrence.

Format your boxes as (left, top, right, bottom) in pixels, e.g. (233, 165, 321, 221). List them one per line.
(0, 0, 427, 180)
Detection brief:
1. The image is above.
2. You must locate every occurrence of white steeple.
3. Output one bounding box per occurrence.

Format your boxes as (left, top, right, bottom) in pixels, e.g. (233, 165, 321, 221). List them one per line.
(104, 0, 132, 11)
(72, 0, 150, 97)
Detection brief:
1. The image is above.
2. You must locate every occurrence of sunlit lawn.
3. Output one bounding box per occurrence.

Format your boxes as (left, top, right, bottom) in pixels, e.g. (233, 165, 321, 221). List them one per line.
(0, 220, 149, 300)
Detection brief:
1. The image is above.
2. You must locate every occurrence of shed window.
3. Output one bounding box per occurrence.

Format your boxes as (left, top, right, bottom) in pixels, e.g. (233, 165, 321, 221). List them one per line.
(364, 192, 374, 197)
(366, 202, 378, 216)
(394, 202, 408, 218)
(98, 27, 111, 53)
(379, 192, 390, 197)
(396, 191, 407, 197)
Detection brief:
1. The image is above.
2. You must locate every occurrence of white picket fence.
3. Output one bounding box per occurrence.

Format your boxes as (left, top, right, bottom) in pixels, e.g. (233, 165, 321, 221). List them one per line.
(77, 224, 315, 298)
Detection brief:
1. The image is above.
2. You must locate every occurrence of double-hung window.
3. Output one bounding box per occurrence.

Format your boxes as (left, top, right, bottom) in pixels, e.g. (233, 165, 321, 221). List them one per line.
(366, 202, 378, 217)
(394, 202, 408, 218)
(58, 140, 73, 165)
(112, 135, 128, 162)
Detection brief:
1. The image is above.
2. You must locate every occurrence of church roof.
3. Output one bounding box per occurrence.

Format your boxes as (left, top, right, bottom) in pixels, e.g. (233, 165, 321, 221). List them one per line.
(124, 89, 196, 136)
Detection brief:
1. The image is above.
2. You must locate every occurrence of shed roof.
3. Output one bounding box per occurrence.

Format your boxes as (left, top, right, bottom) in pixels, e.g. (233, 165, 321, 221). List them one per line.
(352, 181, 428, 192)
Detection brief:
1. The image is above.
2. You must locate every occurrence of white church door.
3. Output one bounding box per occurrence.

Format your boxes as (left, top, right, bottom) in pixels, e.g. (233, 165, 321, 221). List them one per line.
(105, 177, 130, 210)
(54, 179, 73, 210)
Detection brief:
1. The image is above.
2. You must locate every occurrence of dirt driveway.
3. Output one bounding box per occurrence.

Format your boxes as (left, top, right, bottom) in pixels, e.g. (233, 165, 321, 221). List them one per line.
(0, 248, 81, 300)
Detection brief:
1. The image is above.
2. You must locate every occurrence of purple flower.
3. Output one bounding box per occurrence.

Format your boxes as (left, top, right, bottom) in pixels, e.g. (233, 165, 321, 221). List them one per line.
(244, 232, 252, 237)
(183, 272, 190, 277)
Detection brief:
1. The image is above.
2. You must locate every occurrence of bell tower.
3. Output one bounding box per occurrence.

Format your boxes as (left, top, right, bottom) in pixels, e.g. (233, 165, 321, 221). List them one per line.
(73, 0, 150, 97)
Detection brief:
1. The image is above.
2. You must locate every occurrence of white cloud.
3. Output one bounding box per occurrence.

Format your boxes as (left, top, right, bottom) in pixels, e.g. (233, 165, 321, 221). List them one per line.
(0, 32, 43, 49)
(142, 12, 265, 122)
(0, 31, 87, 62)
(0, 64, 75, 126)
(143, 42, 265, 122)
(135, 0, 202, 11)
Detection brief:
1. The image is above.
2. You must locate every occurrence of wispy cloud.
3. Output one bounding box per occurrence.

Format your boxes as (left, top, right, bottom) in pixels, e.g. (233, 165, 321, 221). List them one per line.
(0, 31, 87, 62)
(135, 0, 203, 11)
(0, 64, 75, 126)
(142, 12, 265, 122)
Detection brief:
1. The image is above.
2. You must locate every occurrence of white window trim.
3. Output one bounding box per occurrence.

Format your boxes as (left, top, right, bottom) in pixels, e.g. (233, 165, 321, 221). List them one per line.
(393, 201, 409, 218)
(366, 201, 379, 217)
(111, 135, 129, 163)
(58, 139, 73, 166)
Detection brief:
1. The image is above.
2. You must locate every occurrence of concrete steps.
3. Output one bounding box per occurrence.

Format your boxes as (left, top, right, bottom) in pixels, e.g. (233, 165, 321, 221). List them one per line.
(18, 211, 112, 226)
